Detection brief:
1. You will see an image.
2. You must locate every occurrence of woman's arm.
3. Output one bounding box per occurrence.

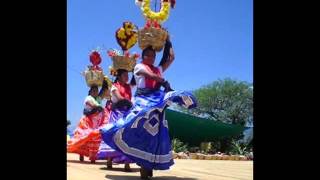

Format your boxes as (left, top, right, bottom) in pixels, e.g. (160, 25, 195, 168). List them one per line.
(136, 68, 164, 83)
(112, 89, 125, 101)
(84, 96, 103, 115)
(161, 47, 175, 72)
(159, 37, 175, 72)
(85, 96, 101, 108)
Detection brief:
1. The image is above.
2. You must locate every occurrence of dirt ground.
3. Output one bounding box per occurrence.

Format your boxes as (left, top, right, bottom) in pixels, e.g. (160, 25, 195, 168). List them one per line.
(67, 153, 253, 180)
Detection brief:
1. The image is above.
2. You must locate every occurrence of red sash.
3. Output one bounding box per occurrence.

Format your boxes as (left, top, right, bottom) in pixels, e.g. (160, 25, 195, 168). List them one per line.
(142, 63, 162, 89)
(113, 82, 132, 100)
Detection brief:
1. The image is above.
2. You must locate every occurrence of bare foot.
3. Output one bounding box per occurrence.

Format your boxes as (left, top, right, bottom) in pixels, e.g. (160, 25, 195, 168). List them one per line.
(140, 168, 149, 179)
(124, 163, 132, 172)
(79, 155, 84, 162)
(106, 159, 112, 169)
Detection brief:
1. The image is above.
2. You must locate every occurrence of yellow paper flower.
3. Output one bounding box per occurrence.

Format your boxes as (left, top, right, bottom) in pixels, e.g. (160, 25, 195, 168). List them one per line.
(141, 0, 171, 24)
(109, 66, 118, 76)
(116, 28, 127, 39)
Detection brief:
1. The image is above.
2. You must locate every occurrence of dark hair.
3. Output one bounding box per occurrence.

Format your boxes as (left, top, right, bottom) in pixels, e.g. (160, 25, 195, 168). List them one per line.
(142, 46, 156, 59)
(88, 85, 98, 95)
(98, 84, 109, 97)
(130, 75, 136, 86)
(114, 69, 128, 83)
(101, 79, 109, 89)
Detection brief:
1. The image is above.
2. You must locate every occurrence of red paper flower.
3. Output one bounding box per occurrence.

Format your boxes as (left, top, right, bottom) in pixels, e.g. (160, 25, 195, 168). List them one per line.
(145, 20, 152, 28)
(124, 51, 130, 57)
(153, 21, 160, 28)
(90, 51, 102, 65)
(133, 53, 140, 59)
(91, 65, 100, 71)
(107, 50, 115, 57)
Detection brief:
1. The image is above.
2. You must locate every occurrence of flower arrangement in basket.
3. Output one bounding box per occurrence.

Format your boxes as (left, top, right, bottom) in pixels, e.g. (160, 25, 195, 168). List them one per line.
(107, 49, 139, 76)
(84, 51, 105, 87)
(108, 21, 140, 76)
(135, 0, 176, 51)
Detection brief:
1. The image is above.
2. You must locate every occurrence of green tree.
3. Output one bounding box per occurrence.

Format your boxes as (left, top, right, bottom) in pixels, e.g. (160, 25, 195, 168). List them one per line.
(177, 78, 253, 153)
(191, 78, 253, 126)
(200, 142, 213, 154)
(230, 139, 249, 155)
(171, 138, 188, 153)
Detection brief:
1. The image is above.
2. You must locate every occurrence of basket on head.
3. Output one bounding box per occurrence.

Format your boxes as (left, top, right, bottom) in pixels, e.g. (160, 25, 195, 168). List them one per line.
(111, 55, 137, 72)
(84, 70, 104, 87)
(138, 27, 168, 52)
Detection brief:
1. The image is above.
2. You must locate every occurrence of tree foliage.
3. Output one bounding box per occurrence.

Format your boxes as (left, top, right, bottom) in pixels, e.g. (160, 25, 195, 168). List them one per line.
(190, 78, 253, 125)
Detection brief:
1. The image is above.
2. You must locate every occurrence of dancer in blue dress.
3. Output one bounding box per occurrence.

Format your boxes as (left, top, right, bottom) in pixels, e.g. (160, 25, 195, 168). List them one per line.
(100, 37, 197, 179)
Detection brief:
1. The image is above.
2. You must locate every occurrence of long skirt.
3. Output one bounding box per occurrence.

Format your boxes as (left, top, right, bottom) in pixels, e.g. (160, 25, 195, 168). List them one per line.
(96, 109, 133, 164)
(100, 90, 197, 170)
(67, 108, 110, 161)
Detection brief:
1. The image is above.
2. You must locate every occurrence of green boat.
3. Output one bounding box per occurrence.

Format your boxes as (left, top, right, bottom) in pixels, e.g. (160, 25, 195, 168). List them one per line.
(166, 109, 245, 146)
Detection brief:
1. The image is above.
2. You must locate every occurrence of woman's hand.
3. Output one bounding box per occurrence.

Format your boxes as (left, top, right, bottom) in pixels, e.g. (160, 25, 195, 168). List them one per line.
(151, 74, 165, 83)
(166, 33, 171, 42)
(160, 39, 174, 72)
(137, 70, 164, 83)
(161, 80, 174, 92)
(113, 89, 125, 101)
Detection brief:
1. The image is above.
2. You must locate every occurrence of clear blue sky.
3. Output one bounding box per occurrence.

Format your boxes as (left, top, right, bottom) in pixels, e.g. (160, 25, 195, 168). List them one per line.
(67, 0, 253, 127)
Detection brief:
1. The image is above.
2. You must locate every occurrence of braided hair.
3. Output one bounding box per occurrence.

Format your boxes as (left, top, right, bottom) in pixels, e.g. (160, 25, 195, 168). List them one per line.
(88, 85, 98, 95)
(114, 69, 128, 83)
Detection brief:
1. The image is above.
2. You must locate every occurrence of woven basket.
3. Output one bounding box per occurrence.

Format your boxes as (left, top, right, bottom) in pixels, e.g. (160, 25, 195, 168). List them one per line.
(111, 56, 137, 72)
(138, 27, 168, 52)
(84, 70, 104, 87)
